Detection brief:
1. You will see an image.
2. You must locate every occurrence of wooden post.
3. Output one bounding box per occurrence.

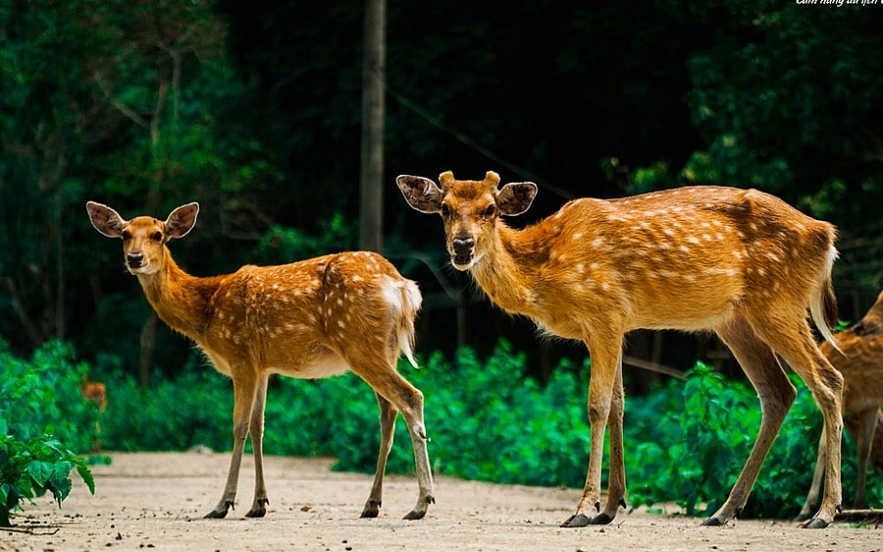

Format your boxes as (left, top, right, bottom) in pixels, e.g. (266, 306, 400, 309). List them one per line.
(359, 0, 386, 253)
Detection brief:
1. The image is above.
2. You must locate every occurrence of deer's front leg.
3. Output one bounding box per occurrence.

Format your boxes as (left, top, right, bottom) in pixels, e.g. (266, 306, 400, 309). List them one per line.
(596, 355, 626, 524)
(246, 375, 270, 518)
(205, 375, 258, 519)
(561, 337, 622, 528)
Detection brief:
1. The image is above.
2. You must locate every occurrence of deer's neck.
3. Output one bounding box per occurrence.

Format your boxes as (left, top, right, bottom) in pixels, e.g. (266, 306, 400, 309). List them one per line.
(136, 249, 221, 341)
(470, 223, 549, 317)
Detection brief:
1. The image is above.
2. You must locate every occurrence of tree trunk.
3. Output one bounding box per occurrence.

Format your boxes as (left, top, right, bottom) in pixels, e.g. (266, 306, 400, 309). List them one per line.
(358, 0, 385, 253)
(139, 312, 158, 388)
(54, 183, 66, 340)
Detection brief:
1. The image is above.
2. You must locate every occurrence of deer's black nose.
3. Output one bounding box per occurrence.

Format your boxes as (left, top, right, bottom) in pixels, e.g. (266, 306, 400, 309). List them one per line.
(126, 251, 144, 268)
(452, 237, 474, 256)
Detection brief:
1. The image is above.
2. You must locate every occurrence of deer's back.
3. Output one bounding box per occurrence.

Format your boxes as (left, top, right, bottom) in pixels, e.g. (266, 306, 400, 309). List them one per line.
(199, 251, 412, 378)
(514, 186, 835, 333)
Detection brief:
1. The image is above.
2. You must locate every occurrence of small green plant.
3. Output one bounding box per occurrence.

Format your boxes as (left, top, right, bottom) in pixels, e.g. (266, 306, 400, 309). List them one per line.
(0, 340, 99, 526)
(0, 434, 95, 527)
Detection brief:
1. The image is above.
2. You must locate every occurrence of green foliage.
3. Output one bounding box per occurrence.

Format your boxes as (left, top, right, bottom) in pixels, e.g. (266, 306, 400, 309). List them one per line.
(0, 339, 98, 525)
(0, 434, 95, 527)
(0, 340, 102, 452)
(350, 346, 594, 487)
(99, 355, 231, 452)
(255, 213, 357, 265)
(626, 363, 883, 519)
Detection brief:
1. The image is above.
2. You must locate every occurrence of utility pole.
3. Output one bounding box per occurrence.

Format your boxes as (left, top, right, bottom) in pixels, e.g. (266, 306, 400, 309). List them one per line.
(359, 0, 385, 253)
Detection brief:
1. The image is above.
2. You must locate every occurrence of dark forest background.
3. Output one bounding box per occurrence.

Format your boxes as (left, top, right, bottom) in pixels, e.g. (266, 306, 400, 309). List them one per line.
(2, 0, 883, 391)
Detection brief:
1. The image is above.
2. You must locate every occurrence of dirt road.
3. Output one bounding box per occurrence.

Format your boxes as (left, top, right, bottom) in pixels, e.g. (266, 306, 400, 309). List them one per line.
(2, 452, 880, 551)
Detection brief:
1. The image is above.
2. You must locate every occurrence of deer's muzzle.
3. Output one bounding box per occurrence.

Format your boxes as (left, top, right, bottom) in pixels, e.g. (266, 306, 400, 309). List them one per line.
(451, 236, 475, 267)
(126, 251, 144, 269)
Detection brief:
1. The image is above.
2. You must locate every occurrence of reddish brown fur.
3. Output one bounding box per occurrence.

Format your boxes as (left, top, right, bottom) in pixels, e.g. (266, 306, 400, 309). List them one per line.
(798, 291, 883, 520)
(398, 170, 844, 528)
(80, 375, 107, 452)
(80, 376, 107, 413)
(86, 201, 434, 521)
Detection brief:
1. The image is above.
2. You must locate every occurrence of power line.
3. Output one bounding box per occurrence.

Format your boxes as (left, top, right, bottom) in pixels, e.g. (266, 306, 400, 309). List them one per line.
(386, 86, 575, 201)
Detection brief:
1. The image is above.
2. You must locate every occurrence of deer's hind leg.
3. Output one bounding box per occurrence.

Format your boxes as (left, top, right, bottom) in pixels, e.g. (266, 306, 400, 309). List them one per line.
(851, 408, 878, 509)
(702, 314, 796, 527)
(361, 391, 399, 518)
(343, 349, 434, 520)
(743, 309, 843, 528)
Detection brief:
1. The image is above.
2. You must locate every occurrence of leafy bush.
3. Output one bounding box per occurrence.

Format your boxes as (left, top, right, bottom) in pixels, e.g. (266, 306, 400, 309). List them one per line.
(0, 434, 94, 527)
(100, 364, 232, 453)
(0, 339, 99, 525)
(626, 363, 883, 519)
(255, 213, 356, 265)
(1, 340, 102, 450)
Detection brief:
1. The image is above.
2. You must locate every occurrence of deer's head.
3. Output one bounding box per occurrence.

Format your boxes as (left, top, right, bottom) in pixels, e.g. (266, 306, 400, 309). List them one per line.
(396, 171, 537, 270)
(86, 202, 199, 275)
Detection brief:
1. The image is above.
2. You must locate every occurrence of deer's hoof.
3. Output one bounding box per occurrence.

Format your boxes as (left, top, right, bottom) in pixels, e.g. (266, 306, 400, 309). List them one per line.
(204, 499, 234, 519)
(800, 517, 830, 529)
(204, 508, 229, 519)
(560, 513, 591, 528)
(361, 500, 381, 519)
(590, 512, 615, 525)
(403, 509, 426, 521)
(402, 495, 434, 520)
(245, 498, 268, 518)
(700, 516, 725, 527)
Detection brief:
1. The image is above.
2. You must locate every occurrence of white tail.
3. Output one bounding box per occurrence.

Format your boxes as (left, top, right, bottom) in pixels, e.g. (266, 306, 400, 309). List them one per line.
(397, 170, 844, 528)
(86, 201, 434, 521)
(797, 290, 883, 520)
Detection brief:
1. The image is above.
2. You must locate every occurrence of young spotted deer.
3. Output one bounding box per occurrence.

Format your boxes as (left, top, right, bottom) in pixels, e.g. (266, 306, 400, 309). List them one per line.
(86, 201, 434, 521)
(397, 171, 844, 528)
(797, 290, 883, 521)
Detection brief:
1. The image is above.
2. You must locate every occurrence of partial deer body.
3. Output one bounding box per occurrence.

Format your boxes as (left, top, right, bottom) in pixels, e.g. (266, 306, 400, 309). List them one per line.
(81, 375, 107, 452)
(797, 290, 883, 520)
(397, 171, 843, 528)
(86, 201, 434, 520)
(80, 375, 107, 413)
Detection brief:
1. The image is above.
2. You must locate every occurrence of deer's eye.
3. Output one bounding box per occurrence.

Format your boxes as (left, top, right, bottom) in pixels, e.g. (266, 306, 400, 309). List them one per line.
(122, 230, 131, 241)
(441, 204, 451, 217)
(483, 205, 496, 217)
(151, 231, 162, 241)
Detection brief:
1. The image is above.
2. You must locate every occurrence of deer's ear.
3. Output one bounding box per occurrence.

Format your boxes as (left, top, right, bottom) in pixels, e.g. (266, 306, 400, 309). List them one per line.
(396, 175, 444, 214)
(496, 182, 537, 216)
(854, 316, 883, 338)
(165, 202, 199, 239)
(86, 201, 127, 238)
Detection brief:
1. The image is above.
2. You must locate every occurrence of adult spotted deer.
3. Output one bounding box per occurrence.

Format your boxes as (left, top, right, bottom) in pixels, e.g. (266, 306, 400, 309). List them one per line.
(86, 201, 434, 521)
(397, 170, 843, 528)
(797, 290, 883, 521)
